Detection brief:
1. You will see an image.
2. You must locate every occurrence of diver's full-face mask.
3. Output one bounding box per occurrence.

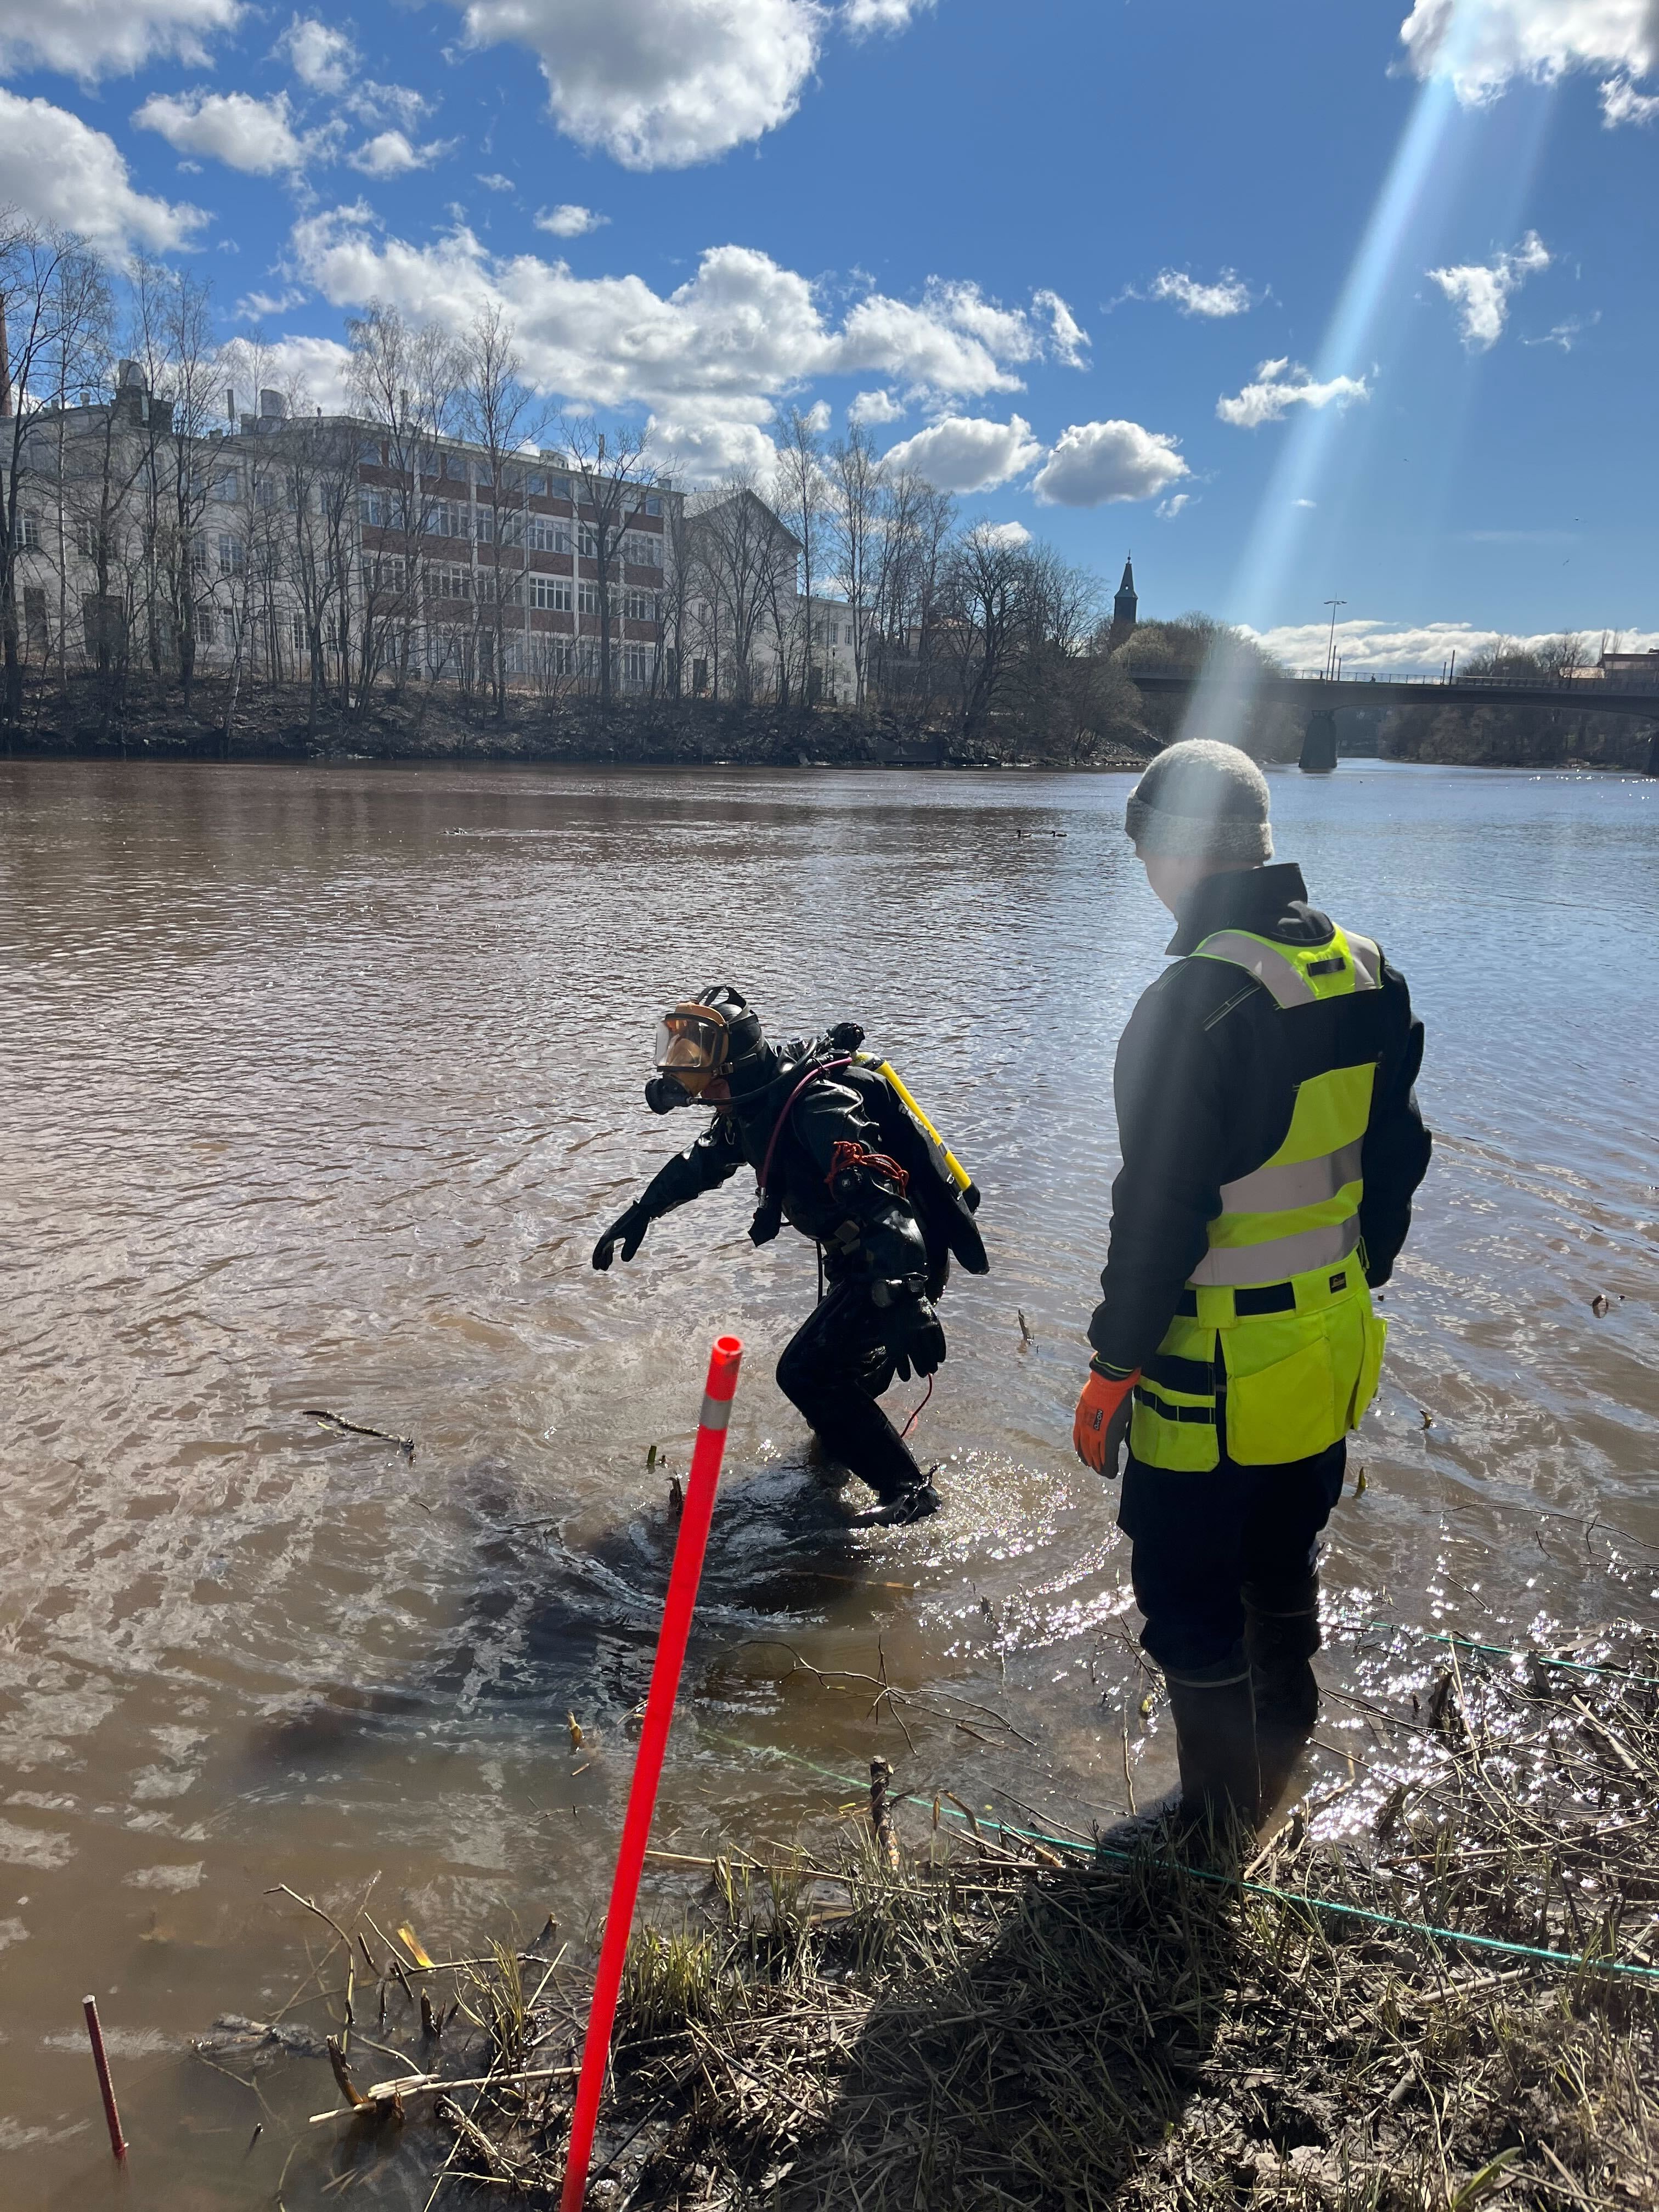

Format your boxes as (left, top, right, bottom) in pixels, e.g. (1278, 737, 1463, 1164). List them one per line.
(645, 1001, 734, 1113)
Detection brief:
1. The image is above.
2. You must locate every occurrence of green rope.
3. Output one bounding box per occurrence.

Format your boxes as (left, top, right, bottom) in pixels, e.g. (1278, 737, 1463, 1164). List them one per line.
(698, 1729, 1659, 1985)
(1364, 1622, 1659, 1690)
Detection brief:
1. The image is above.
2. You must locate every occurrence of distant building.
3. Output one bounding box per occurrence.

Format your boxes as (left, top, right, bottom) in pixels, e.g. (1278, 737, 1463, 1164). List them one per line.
(1107, 555, 1137, 651)
(1598, 649, 1659, 679)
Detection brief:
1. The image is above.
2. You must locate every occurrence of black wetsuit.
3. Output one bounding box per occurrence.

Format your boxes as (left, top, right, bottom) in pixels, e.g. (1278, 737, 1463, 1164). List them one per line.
(627, 1048, 943, 1502)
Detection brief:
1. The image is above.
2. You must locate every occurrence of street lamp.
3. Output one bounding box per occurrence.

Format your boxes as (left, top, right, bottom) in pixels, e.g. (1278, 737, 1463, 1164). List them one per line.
(1323, 597, 1347, 682)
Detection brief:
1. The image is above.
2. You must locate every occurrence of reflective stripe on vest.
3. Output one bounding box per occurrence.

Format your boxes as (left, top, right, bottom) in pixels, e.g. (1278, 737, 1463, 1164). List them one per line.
(1187, 921, 1376, 1292)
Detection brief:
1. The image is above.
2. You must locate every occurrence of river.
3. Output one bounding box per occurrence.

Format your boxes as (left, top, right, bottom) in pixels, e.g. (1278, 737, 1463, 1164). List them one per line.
(1, 758, 1656, 2207)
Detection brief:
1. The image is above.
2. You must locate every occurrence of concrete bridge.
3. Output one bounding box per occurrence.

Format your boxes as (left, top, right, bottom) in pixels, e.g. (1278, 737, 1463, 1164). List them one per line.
(1121, 667, 1659, 772)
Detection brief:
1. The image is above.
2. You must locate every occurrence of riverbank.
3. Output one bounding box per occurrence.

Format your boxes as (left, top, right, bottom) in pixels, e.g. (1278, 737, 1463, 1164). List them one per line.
(0, 673, 1155, 770)
(269, 1620, 1659, 2209)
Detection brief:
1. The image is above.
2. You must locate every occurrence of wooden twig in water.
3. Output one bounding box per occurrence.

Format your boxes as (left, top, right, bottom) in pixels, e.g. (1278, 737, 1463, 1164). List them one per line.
(302, 1409, 415, 1460)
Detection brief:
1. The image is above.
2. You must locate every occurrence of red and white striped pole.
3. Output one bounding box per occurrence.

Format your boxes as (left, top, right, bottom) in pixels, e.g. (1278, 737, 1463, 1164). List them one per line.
(560, 1335, 743, 2212)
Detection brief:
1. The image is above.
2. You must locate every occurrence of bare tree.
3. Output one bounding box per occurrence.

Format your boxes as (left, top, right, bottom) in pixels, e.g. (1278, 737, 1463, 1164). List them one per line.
(1, 216, 108, 729)
(826, 422, 883, 709)
(941, 524, 1028, 750)
(559, 416, 657, 721)
(691, 474, 794, 702)
(457, 304, 545, 718)
(347, 304, 461, 708)
(868, 467, 953, 716)
(770, 404, 826, 708)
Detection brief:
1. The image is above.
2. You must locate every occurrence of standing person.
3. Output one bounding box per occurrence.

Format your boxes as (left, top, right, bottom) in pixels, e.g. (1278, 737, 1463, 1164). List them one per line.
(1073, 741, 1431, 1827)
(594, 988, 988, 1524)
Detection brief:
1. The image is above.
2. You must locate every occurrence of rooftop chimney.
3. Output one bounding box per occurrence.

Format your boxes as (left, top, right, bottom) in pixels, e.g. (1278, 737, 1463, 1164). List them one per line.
(117, 358, 145, 390)
(226, 386, 237, 425)
(259, 388, 287, 421)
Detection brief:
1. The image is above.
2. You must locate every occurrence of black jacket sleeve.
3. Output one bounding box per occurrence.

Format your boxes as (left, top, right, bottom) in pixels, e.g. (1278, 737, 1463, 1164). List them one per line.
(1087, 964, 1229, 1378)
(637, 1115, 745, 1218)
(1357, 951, 1432, 1285)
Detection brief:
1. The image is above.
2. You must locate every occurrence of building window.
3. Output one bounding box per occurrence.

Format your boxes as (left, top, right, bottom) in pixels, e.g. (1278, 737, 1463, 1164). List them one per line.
(578, 523, 599, 560)
(11, 510, 41, 551)
(360, 555, 407, 596)
(526, 472, 546, 496)
(75, 520, 99, 560)
(623, 588, 655, 623)
(256, 476, 277, 510)
(526, 517, 570, 553)
(474, 458, 493, 487)
(425, 499, 467, 539)
(623, 531, 661, 569)
(578, 580, 601, 616)
(213, 469, 239, 500)
(644, 494, 662, 517)
(531, 574, 571, 612)
(358, 488, 392, 529)
(289, 612, 306, 651)
(358, 438, 382, 465)
(218, 533, 245, 575)
(473, 504, 494, 544)
(477, 571, 522, 606)
(426, 562, 472, 602)
(196, 605, 216, 647)
(621, 644, 653, 686)
(550, 476, 572, 501)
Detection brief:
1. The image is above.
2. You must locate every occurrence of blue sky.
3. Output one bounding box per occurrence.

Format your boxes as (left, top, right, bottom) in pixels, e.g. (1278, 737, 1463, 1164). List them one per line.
(2, 0, 1655, 667)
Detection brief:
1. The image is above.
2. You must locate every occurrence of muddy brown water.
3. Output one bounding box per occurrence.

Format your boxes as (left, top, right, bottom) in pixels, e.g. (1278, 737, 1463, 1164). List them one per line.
(1, 758, 1656, 2207)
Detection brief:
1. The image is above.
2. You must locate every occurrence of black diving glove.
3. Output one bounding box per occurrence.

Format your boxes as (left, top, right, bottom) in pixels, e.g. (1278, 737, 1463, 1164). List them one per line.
(875, 1286, 946, 1383)
(592, 1201, 651, 1271)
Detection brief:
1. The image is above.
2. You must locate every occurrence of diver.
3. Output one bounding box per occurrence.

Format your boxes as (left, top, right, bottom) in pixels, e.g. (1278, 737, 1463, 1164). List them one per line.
(592, 988, 987, 1523)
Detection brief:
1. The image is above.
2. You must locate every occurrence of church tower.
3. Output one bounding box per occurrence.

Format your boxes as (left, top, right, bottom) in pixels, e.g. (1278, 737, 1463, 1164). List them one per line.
(1107, 555, 1137, 651)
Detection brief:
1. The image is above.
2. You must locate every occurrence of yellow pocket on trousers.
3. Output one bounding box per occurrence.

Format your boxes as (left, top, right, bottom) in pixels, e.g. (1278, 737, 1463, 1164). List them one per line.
(1347, 1309, 1389, 1429)
(1224, 1333, 1338, 1465)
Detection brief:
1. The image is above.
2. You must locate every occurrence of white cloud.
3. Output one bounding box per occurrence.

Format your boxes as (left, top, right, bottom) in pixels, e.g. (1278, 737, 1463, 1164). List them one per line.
(0, 0, 240, 80)
(1425, 229, 1549, 347)
(1149, 267, 1252, 318)
(134, 88, 312, 175)
(451, 0, 822, 168)
(535, 203, 608, 236)
(0, 89, 202, 251)
(1293, 495, 1317, 507)
(348, 130, 453, 176)
(849, 387, 904, 423)
(1522, 310, 1597, 349)
(1030, 419, 1189, 506)
(1157, 491, 1191, 518)
(844, 0, 932, 28)
(881, 413, 1041, 492)
(247, 331, 356, 410)
(802, 399, 832, 432)
(279, 14, 356, 92)
(1244, 616, 1659, 675)
(1216, 357, 1370, 427)
(978, 518, 1031, 549)
(1600, 70, 1659, 120)
(235, 285, 309, 319)
(291, 210, 1080, 454)
(1032, 286, 1089, 364)
(477, 171, 516, 191)
(1399, 0, 1657, 113)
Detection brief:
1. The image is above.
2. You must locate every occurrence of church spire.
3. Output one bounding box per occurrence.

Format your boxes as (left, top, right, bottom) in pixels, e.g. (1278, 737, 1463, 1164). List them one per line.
(1108, 552, 1138, 649)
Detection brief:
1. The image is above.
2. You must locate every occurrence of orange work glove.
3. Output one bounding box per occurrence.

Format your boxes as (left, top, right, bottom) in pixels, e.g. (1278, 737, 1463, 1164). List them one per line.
(1073, 1368, 1139, 1477)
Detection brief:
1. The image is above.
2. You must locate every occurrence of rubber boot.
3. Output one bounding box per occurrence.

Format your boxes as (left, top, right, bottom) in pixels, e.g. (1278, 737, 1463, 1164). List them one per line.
(1244, 1575, 1321, 1813)
(1164, 1659, 1259, 1852)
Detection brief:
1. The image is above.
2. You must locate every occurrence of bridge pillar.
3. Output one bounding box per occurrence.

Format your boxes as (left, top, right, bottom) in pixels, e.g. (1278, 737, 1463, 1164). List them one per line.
(1299, 708, 1338, 775)
(1646, 727, 1659, 777)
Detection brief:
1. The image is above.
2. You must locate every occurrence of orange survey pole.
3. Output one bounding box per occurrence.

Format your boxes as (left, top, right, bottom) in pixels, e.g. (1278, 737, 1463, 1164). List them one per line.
(560, 1335, 743, 2212)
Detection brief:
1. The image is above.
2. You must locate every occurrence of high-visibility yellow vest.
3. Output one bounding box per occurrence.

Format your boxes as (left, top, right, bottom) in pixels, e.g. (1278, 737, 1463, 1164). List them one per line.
(1129, 923, 1392, 1472)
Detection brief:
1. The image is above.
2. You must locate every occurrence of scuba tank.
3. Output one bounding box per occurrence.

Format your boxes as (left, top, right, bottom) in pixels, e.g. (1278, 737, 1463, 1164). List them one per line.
(748, 1024, 989, 1277)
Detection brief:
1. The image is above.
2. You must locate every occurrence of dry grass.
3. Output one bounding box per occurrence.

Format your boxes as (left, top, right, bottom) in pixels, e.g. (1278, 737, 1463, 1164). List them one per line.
(285, 1626, 1659, 2209)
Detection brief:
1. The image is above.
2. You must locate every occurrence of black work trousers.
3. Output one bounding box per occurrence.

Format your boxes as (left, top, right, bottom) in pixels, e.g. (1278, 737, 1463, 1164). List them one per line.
(775, 1278, 924, 1502)
(1118, 1440, 1345, 1675)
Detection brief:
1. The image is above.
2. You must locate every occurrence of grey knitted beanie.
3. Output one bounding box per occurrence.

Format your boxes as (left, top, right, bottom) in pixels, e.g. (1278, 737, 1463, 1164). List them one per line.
(1124, 738, 1273, 863)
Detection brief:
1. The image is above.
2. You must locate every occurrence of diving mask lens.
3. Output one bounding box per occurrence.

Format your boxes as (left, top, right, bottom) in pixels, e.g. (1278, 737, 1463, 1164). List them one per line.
(653, 1005, 730, 1096)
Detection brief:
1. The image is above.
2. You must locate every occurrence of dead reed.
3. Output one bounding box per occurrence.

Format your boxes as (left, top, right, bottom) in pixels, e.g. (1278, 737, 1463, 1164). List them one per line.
(266, 1623, 1659, 2209)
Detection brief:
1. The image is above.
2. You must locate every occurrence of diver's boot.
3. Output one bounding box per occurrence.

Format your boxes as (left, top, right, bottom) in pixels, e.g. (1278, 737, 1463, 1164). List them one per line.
(1164, 1659, 1259, 1854)
(855, 1475, 941, 1526)
(1243, 1575, 1322, 1815)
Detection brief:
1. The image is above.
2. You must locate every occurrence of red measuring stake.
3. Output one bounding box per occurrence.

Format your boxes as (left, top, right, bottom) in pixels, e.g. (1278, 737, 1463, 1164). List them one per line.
(560, 1335, 743, 2212)
(83, 1995, 128, 2160)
